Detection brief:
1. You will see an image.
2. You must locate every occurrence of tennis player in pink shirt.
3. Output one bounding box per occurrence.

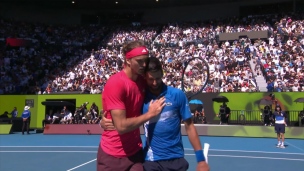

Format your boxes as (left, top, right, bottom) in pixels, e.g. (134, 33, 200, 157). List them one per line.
(97, 40, 165, 171)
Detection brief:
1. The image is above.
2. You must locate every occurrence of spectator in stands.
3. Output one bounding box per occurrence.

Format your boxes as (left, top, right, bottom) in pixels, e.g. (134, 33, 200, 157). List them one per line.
(52, 110, 61, 124)
(89, 102, 99, 119)
(42, 110, 53, 128)
(61, 109, 73, 124)
(10, 107, 18, 118)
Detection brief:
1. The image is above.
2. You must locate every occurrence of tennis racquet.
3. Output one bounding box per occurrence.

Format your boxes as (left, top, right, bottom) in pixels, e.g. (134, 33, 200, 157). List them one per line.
(181, 57, 210, 99)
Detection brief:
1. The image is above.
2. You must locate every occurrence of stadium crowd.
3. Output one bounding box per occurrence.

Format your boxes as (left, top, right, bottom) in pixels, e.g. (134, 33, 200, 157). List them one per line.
(0, 12, 304, 95)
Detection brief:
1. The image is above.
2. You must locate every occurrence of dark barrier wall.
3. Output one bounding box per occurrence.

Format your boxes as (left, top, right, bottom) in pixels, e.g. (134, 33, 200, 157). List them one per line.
(0, 0, 292, 25)
(219, 31, 270, 41)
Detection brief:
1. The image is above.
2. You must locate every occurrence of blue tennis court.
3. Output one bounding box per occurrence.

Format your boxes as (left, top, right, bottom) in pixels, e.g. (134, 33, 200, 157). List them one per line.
(0, 133, 303, 171)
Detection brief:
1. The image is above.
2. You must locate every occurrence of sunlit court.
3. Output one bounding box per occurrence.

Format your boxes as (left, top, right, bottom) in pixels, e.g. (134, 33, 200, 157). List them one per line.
(0, 132, 303, 171)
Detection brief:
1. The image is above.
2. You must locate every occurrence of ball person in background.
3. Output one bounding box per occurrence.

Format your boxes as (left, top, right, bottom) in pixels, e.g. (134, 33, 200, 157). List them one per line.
(273, 105, 287, 148)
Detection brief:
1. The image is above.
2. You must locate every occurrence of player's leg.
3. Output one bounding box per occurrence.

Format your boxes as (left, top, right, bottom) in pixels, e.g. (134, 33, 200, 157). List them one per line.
(143, 161, 161, 171)
(97, 145, 143, 171)
(96, 145, 124, 171)
(144, 158, 188, 171)
(275, 124, 281, 147)
(280, 124, 286, 148)
(129, 149, 144, 171)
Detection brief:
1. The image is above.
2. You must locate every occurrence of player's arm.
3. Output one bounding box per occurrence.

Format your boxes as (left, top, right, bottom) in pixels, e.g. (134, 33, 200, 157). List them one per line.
(178, 91, 209, 171)
(111, 98, 166, 134)
(184, 119, 209, 171)
(184, 118, 202, 150)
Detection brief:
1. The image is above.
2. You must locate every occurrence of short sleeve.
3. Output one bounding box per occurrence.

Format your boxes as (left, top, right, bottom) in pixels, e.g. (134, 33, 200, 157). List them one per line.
(177, 90, 192, 120)
(102, 79, 126, 111)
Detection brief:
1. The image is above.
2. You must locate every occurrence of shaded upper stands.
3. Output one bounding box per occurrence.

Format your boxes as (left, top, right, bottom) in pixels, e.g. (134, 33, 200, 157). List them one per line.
(0, 18, 108, 94)
(1, 13, 304, 95)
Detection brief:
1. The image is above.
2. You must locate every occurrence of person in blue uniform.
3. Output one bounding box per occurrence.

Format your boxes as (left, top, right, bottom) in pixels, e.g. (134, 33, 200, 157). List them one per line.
(21, 106, 31, 135)
(273, 105, 287, 148)
(142, 57, 209, 171)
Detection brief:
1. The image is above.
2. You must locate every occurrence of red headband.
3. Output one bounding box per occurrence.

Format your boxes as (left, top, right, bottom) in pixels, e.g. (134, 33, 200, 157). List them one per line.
(125, 46, 149, 59)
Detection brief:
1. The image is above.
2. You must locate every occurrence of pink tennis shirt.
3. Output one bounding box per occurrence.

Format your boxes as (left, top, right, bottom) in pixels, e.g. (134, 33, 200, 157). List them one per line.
(100, 71, 146, 157)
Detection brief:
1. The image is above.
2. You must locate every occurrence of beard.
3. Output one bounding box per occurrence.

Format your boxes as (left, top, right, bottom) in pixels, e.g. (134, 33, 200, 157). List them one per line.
(149, 83, 162, 92)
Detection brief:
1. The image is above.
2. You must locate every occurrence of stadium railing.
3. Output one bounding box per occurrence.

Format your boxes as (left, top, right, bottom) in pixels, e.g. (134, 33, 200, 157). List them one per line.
(229, 110, 302, 126)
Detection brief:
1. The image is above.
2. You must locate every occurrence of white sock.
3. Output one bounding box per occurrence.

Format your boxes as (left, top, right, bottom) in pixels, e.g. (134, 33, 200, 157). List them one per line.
(278, 141, 281, 145)
(281, 142, 284, 146)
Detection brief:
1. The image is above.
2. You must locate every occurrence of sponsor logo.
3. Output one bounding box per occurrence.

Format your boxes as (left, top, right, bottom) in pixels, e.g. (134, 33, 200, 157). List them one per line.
(166, 102, 172, 106)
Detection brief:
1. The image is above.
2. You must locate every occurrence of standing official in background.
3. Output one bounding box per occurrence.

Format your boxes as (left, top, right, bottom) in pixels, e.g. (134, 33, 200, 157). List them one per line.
(263, 105, 272, 126)
(21, 106, 31, 135)
(218, 103, 230, 125)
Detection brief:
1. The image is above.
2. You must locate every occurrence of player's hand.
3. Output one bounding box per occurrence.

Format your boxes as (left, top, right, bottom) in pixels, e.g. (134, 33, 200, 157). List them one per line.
(148, 96, 166, 117)
(197, 161, 209, 171)
(99, 111, 115, 130)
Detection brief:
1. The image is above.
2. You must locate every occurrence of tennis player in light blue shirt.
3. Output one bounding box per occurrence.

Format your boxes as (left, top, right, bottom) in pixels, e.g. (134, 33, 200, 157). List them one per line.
(142, 57, 209, 171)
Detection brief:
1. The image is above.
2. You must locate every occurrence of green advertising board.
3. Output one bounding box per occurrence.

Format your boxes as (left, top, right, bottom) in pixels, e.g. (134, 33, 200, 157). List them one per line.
(0, 94, 101, 129)
(0, 92, 304, 128)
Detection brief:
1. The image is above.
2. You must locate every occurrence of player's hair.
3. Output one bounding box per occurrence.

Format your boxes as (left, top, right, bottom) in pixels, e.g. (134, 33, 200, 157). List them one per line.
(122, 40, 146, 57)
(146, 57, 163, 74)
(275, 105, 282, 112)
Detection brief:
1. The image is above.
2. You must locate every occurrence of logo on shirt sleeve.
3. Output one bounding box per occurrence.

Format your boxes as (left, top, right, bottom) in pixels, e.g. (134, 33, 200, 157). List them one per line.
(166, 102, 172, 106)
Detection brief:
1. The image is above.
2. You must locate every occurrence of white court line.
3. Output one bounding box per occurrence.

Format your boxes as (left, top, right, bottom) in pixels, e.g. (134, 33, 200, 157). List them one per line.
(184, 148, 304, 155)
(0, 151, 96, 153)
(1, 146, 304, 155)
(185, 154, 304, 161)
(285, 141, 304, 153)
(1, 150, 303, 156)
(0, 146, 97, 148)
(66, 158, 96, 171)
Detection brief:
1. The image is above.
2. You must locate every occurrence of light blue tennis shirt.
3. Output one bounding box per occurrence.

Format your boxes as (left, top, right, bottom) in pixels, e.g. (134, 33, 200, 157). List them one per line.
(142, 83, 192, 161)
(274, 111, 286, 124)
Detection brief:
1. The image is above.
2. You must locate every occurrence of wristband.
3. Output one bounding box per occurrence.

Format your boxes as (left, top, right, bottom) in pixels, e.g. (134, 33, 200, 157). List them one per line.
(195, 150, 205, 162)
